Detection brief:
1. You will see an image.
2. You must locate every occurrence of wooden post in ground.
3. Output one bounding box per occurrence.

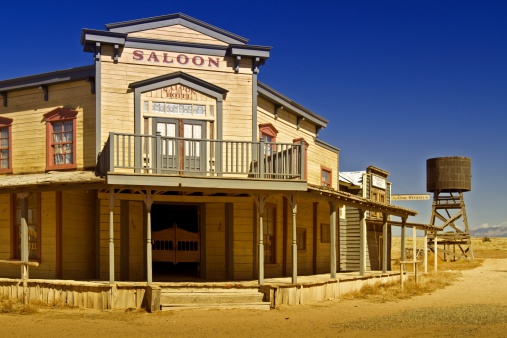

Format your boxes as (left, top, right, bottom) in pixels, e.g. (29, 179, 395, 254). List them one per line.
(424, 230, 428, 274)
(434, 236, 438, 272)
(329, 202, 337, 279)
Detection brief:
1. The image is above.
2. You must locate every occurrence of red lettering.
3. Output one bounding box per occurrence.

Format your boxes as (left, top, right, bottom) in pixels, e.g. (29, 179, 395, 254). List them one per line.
(177, 54, 189, 65)
(208, 57, 219, 68)
(192, 56, 204, 66)
(133, 50, 144, 61)
(147, 52, 159, 62)
(163, 53, 174, 64)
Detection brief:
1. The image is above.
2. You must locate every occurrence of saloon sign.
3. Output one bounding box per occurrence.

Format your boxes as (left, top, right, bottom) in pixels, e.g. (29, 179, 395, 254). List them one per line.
(132, 50, 221, 68)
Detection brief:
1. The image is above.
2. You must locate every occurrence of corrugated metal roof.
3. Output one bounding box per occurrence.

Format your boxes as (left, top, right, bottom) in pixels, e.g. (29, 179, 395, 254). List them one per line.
(339, 171, 365, 187)
(0, 171, 104, 189)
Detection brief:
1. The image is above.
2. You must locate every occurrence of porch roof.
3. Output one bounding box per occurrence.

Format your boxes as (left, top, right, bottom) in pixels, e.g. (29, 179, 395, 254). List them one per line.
(307, 184, 418, 218)
(0, 171, 105, 193)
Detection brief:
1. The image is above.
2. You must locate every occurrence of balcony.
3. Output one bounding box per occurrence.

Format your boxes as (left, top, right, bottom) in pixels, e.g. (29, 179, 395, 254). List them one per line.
(96, 132, 306, 189)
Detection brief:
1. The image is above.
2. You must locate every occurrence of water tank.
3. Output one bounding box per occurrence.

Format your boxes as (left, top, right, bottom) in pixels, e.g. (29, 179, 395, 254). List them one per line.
(426, 156, 471, 192)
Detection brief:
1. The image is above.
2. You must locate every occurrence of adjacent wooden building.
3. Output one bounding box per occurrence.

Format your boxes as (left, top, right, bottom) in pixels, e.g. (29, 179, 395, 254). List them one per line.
(0, 13, 416, 285)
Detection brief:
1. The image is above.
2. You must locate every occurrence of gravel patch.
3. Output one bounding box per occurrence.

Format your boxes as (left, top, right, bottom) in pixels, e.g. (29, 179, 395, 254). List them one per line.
(334, 304, 507, 330)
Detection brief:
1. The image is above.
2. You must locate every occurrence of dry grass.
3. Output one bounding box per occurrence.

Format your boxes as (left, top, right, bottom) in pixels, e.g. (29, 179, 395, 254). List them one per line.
(342, 271, 460, 303)
(0, 297, 39, 315)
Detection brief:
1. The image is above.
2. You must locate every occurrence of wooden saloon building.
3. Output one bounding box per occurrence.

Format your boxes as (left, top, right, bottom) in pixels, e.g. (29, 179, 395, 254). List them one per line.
(0, 14, 417, 292)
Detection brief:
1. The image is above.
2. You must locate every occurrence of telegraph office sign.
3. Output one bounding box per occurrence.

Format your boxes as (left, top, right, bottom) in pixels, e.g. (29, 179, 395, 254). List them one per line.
(372, 175, 386, 189)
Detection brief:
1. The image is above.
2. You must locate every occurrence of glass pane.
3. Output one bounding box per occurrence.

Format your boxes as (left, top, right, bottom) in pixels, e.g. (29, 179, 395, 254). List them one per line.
(55, 154, 63, 164)
(167, 124, 176, 137)
(1, 138, 8, 147)
(152, 102, 165, 113)
(193, 125, 201, 139)
(183, 124, 192, 138)
(64, 121, 73, 131)
(63, 132, 73, 142)
(65, 154, 73, 164)
(193, 105, 206, 116)
(1, 150, 8, 158)
(53, 133, 62, 143)
(156, 123, 166, 137)
(0, 159, 7, 168)
(143, 101, 149, 113)
(166, 103, 179, 114)
(53, 123, 62, 133)
(0, 128, 7, 138)
(179, 104, 192, 115)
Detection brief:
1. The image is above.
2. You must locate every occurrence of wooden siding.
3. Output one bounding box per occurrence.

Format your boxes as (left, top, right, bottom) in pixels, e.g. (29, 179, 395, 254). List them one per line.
(205, 203, 226, 280)
(232, 201, 255, 280)
(61, 190, 96, 280)
(257, 97, 338, 189)
(128, 201, 145, 281)
(128, 24, 229, 46)
(0, 81, 96, 173)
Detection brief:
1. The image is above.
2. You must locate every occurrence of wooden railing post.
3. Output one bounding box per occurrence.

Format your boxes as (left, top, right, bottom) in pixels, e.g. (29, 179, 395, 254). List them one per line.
(108, 132, 114, 173)
(259, 140, 265, 178)
(156, 133, 161, 174)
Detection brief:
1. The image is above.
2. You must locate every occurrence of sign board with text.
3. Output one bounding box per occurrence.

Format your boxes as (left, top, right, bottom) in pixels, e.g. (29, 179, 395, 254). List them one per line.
(391, 194, 430, 201)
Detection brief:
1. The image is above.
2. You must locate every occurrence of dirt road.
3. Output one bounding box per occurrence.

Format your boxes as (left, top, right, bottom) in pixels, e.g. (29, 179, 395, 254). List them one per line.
(1, 258, 506, 338)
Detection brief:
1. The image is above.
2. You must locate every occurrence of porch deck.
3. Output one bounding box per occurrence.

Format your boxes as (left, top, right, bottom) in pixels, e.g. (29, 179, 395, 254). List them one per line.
(0, 270, 403, 311)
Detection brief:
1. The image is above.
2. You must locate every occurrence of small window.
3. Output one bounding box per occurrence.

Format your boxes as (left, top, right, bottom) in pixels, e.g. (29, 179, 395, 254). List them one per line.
(0, 117, 13, 173)
(296, 227, 306, 250)
(259, 123, 278, 156)
(321, 167, 332, 187)
(264, 203, 276, 264)
(44, 108, 78, 170)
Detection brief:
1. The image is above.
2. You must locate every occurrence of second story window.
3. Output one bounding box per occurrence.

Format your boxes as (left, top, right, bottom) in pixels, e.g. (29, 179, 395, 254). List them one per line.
(0, 117, 13, 173)
(321, 167, 332, 187)
(44, 108, 78, 170)
(259, 123, 278, 156)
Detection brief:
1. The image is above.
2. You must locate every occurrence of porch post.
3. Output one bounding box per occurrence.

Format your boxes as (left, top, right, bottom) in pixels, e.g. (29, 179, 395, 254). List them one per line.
(359, 209, 366, 276)
(424, 230, 428, 274)
(434, 235, 438, 272)
(253, 195, 267, 285)
(412, 226, 417, 262)
(382, 213, 388, 273)
(329, 201, 337, 278)
(109, 190, 116, 284)
(290, 195, 298, 284)
(144, 191, 154, 285)
(401, 217, 407, 273)
(18, 193, 29, 280)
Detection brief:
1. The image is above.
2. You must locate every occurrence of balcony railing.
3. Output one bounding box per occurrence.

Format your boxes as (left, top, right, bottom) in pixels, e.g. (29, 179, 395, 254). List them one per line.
(96, 132, 306, 181)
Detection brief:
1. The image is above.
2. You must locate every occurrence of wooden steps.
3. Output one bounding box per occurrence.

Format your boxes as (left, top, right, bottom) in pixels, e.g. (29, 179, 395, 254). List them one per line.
(159, 288, 270, 311)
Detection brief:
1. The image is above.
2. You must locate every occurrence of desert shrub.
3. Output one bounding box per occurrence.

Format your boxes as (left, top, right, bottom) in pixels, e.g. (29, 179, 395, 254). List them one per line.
(482, 237, 491, 242)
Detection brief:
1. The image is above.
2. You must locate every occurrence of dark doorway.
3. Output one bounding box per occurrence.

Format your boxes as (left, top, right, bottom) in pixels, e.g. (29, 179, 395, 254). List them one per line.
(151, 204, 201, 281)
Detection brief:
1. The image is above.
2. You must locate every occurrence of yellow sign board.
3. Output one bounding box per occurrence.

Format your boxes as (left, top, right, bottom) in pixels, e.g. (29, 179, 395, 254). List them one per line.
(391, 194, 430, 201)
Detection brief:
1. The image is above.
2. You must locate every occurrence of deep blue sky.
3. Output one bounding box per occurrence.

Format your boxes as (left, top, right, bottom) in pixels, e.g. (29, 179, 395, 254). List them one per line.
(1, 1, 506, 232)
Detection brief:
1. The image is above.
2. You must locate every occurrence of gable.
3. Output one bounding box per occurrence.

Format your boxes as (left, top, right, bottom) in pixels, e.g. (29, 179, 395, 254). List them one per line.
(142, 84, 216, 102)
(129, 24, 229, 46)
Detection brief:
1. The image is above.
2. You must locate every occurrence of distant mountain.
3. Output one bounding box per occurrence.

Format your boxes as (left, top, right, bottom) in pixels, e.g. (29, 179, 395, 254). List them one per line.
(470, 225, 507, 238)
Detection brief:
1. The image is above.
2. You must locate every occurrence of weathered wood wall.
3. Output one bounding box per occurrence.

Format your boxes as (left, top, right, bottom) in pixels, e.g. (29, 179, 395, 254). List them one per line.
(0, 81, 96, 173)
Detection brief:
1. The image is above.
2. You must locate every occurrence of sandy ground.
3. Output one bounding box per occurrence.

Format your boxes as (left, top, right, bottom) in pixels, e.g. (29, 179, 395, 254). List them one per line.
(1, 258, 506, 338)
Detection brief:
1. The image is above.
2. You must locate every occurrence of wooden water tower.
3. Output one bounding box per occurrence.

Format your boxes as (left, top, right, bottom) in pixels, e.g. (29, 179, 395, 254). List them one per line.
(427, 156, 473, 261)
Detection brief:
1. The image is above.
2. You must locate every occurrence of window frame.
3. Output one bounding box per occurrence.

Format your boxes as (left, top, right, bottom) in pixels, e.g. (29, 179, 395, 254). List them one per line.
(259, 123, 278, 155)
(44, 108, 78, 171)
(263, 203, 277, 264)
(0, 116, 13, 174)
(11, 193, 41, 262)
(321, 166, 332, 188)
